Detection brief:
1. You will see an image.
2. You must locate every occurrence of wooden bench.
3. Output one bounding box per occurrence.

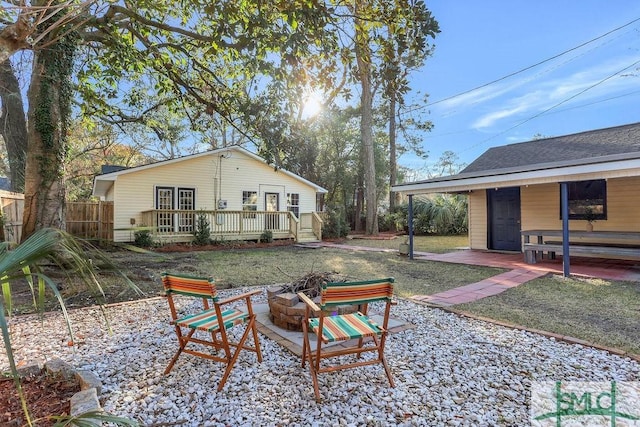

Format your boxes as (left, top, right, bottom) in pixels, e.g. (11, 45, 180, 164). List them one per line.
(523, 242, 640, 264)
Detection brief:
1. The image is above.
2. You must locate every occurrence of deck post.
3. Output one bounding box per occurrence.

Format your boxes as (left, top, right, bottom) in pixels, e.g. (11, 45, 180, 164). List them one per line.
(560, 182, 570, 277)
(408, 195, 414, 260)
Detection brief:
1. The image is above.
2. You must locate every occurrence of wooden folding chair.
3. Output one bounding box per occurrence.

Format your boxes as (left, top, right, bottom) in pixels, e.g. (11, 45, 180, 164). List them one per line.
(298, 278, 396, 401)
(162, 272, 262, 391)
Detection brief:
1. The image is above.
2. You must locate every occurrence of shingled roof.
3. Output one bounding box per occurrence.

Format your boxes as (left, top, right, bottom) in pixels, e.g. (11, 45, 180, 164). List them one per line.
(461, 122, 640, 174)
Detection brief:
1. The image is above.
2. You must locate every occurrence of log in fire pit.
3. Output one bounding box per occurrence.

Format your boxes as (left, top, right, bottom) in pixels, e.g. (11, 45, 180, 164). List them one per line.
(267, 272, 357, 331)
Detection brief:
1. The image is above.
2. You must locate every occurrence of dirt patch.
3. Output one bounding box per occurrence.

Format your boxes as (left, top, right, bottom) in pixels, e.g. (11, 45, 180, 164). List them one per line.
(5, 240, 299, 315)
(0, 371, 80, 427)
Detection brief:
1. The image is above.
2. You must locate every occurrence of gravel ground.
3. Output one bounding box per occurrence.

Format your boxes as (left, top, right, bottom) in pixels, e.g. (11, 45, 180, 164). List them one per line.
(2, 288, 639, 426)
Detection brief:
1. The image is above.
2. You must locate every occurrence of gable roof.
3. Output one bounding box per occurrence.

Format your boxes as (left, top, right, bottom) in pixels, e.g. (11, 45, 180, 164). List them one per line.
(393, 122, 640, 195)
(92, 145, 327, 197)
(462, 122, 640, 173)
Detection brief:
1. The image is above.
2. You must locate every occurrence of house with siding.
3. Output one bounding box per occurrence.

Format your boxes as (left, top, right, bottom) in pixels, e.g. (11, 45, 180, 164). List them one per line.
(392, 122, 640, 255)
(92, 146, 326, 243)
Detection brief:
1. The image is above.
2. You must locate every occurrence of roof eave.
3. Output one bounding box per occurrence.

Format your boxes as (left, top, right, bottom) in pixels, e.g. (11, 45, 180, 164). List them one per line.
(393, 157, 640, 195)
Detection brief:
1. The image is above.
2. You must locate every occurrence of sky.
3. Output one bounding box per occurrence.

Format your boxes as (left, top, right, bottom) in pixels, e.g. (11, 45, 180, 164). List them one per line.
(400, 1, 640, 174)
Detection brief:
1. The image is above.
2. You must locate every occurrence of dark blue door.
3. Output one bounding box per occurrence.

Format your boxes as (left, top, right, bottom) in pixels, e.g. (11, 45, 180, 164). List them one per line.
(487, 187, 521, 251)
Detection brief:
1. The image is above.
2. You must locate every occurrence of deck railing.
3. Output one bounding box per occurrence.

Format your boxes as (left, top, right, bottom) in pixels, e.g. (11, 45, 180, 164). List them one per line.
(300, 212, 323, 240)
(140, 209, 299, 241)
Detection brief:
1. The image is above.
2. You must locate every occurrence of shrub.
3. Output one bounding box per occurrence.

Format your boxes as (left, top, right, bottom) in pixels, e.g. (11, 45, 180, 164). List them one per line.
(193, 212, 212, 246)
(134, 228, 154, 247)
(259, 230, 273, 243)
(379, 205, 408, 232)
(322, 208, 350, 239)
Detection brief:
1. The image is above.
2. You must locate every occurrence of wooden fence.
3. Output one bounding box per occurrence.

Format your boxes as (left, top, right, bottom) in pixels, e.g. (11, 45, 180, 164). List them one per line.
(66, 201, 114, 241)
(0, 190, 24, 243)
(0, 198, 114, 244)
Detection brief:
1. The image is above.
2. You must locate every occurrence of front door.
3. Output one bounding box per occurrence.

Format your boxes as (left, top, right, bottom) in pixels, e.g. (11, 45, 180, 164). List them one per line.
(265, 193, 279, 230)
(487, 187, 521, 251)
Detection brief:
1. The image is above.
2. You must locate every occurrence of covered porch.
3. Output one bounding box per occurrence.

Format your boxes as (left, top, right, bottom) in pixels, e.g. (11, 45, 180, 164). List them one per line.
(140, 209, 323, 243)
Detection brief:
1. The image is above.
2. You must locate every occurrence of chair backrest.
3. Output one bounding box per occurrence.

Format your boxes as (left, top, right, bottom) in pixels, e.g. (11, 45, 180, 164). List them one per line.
(162, 272, 218, 301)
(321, 278, 394, 308)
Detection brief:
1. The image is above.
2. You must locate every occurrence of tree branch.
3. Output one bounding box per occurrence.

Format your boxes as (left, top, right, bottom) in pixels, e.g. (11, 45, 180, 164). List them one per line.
(101, 5, 246, 50)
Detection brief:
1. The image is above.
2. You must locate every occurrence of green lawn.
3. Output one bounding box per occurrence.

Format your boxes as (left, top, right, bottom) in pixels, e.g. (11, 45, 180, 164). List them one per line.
(456, 275, 640, 355)
(194, 245, 503, 298)
(343, 234, 469, 253)
(35, 233, 639, 358)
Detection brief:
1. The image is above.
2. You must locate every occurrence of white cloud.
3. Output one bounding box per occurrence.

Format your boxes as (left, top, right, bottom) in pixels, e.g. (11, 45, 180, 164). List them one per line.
(473, 106, 526, 128)
(467, 54, 640, 130)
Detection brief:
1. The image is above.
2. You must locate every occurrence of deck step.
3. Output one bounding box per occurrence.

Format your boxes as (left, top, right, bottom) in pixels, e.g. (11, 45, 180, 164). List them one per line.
(297, 229, 320, 243)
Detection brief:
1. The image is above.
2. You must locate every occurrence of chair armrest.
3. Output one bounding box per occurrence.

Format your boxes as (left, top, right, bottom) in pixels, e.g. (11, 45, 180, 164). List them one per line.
(216, 288, 262, 306)
(297, 292, 321, 315)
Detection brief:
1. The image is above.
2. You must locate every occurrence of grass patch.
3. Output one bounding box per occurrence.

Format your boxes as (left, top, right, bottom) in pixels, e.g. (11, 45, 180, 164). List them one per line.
(456, 274, 640, 355)
(195, 246, 503, 298)
(343, 234, 469, 253)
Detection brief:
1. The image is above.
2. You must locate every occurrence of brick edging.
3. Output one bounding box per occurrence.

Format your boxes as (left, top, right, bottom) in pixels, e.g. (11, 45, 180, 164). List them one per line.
(410, 298, 640, 363)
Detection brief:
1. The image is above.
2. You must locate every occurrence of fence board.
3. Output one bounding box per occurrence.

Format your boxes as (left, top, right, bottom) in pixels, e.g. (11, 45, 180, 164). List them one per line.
(66, 201, 114, 241)
(0, 190, 24, 244)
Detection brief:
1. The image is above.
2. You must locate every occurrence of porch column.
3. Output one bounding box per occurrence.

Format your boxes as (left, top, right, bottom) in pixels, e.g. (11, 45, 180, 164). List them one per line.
(408, 194, 414, 260)
(560, 182, 570, 277)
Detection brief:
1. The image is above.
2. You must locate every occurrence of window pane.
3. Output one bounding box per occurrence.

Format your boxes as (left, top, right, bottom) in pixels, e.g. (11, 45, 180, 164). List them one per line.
(562, 180, 606, 220)
(287, 193, 300, 217)
(243, 191, 258, 217)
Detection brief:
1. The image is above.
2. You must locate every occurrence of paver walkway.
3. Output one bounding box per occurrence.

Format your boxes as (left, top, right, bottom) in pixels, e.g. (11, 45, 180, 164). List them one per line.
(411, 268, 547, 306)
(301, 241, 640, 306)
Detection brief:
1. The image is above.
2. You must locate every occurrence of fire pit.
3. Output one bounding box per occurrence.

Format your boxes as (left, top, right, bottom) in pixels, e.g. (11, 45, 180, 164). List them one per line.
(267, 272, 357, 331)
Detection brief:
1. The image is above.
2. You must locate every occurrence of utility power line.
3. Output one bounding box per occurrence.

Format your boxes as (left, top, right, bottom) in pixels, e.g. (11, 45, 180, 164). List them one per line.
(458, 57, 640, 154)
(403, 16, 640, 115)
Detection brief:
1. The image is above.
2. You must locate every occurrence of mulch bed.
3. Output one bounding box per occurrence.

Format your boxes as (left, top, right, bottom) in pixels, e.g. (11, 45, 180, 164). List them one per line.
(0, 371, 80, 427)
(153, 239, 295, 252)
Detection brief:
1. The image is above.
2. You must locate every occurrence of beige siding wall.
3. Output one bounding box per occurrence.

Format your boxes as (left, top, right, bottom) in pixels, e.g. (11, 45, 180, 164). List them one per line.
(216, 154, 317, 213)
(113, 152, 319, 242)
(468, 190, 487, 250)
(521, 176, 640, 232)
(521, 183, 558, 230)
(605, 176, 640, 231)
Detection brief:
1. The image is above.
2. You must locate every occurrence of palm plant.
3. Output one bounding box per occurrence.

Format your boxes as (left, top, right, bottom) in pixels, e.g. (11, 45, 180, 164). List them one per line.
(413, 194, 468, 235)
(0, 228, 141, 426)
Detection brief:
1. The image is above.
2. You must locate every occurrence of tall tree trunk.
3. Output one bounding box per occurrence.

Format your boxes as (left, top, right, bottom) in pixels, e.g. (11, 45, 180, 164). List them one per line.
(354, 0, 378, 236)
(388, 95, 397, 214)
(0, 59, 28, 192)
(22, 36, 76, 241)
(354, 179, 364, 232)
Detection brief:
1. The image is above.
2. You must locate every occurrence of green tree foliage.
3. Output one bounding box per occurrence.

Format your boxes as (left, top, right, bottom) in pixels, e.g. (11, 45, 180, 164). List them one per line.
(66, 120, 149, 201)
(379, 2, 439, 211)
(1, 0, 439, 241)
(324, 0, 439, 235)
(0, 0, 340, 239)
(193, 212, 212, 246)
(380, 194, 468, 235)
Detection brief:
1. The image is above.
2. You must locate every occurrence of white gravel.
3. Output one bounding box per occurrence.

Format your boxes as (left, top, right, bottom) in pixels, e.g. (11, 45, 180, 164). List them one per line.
(2, 288, 638, 426)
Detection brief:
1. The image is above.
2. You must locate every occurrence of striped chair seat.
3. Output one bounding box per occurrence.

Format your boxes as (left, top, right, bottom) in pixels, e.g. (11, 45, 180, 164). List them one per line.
(309, 312, 383, 343)
(298, 278, 395, 401)
(162, 272, 262, 392)
(175, 307, 248, 332)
